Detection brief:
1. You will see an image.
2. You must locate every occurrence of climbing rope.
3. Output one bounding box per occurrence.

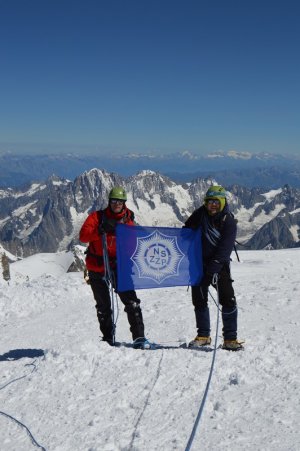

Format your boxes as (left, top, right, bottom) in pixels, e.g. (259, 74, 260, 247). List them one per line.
(0, 360, 37, 391)
(0, 411, 47, 451)
(128, 351, 164, 450)
(184, 274, 221, 451)
(0, 358, 47, 451)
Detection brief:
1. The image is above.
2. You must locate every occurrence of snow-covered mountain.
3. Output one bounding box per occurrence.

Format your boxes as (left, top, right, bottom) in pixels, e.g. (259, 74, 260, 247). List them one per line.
(0, 169, 299, 257)
(229, 184, 300, 249)
(1, 249, 300, 450)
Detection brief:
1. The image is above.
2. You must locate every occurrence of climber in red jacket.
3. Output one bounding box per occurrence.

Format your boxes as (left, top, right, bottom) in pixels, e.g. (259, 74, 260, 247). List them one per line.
(79, 186, 152, 349)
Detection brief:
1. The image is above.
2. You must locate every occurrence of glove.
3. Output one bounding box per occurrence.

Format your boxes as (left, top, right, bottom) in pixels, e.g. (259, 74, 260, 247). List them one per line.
(98, 218, 116, 235)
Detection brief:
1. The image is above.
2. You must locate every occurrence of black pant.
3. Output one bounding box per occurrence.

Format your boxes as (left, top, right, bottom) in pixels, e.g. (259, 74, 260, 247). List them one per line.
(89, 271, 145, 341)
(191, 265, 237, 340)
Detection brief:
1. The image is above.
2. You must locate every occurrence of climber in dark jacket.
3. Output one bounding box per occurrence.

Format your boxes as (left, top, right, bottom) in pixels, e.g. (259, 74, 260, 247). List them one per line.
(185, 185, 243, 351)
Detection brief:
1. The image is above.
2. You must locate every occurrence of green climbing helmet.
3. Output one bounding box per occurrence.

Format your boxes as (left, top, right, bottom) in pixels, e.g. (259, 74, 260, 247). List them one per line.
(109, 186, 127, 201)
(204, 185, 226, 211)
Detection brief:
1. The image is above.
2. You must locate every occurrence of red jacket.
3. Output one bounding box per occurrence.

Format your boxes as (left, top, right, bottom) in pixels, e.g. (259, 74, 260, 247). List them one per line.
(79, 205, 135, 273)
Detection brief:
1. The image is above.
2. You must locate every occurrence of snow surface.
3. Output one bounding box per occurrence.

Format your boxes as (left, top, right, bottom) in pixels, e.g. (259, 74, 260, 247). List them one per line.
(262, 188, 282, 200)
(9, 252, 74, 282)
(1, 249, 300, 450)
(289, 225, 300, 243)
(290, 208, 300, 215)
(132, 195, 183, 228)
(13, 184, 47, 199)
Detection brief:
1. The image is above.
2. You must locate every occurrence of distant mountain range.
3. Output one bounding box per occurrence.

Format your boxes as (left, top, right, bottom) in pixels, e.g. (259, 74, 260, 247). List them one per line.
(0, 168, 299, 257)
(1, 150, 300, 188)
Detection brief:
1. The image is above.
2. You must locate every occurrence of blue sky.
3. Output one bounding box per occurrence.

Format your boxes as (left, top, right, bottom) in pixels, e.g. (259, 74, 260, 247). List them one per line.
(0, 0, 299, 156)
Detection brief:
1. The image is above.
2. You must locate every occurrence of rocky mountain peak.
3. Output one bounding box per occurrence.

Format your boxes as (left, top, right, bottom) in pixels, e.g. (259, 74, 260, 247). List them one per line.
(0, 170, 299, 256)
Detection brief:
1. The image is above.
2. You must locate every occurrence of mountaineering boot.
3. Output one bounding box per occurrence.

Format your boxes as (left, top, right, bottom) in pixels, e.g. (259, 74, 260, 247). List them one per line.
(133, 337, 156, 350)
(222, 339, 244, 351)
(189, 336, 212, 347)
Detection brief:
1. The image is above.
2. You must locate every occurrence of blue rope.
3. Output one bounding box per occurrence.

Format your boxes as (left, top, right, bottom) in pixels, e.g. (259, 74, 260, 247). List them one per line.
(184, 276, 220, 451)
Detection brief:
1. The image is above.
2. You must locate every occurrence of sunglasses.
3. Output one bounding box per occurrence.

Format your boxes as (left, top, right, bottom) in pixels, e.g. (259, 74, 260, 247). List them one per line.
(110, 199, 125, 205)
(206, 199, 220, 205)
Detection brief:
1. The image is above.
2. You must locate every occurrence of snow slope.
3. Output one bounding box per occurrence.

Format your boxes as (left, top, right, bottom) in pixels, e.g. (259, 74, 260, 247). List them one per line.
(1, 249, 300, 451)
(8, 252, 74, 283)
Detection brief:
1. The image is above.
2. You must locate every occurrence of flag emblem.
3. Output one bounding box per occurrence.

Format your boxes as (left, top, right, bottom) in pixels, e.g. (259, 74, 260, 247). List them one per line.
(131, 230, 185, 284)
(116, 224, 202, 291)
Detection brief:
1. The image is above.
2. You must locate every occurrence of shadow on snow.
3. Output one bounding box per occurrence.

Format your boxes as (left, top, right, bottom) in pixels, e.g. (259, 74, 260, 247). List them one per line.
(0, 348, 45, 361)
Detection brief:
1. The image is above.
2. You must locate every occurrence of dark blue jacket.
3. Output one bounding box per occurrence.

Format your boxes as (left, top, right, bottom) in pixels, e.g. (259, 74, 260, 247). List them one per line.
(185, 204, 237, 274)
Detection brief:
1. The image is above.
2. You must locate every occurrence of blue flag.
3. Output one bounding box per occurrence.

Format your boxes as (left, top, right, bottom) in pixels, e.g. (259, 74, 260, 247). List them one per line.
(116, 225, 203, 291)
